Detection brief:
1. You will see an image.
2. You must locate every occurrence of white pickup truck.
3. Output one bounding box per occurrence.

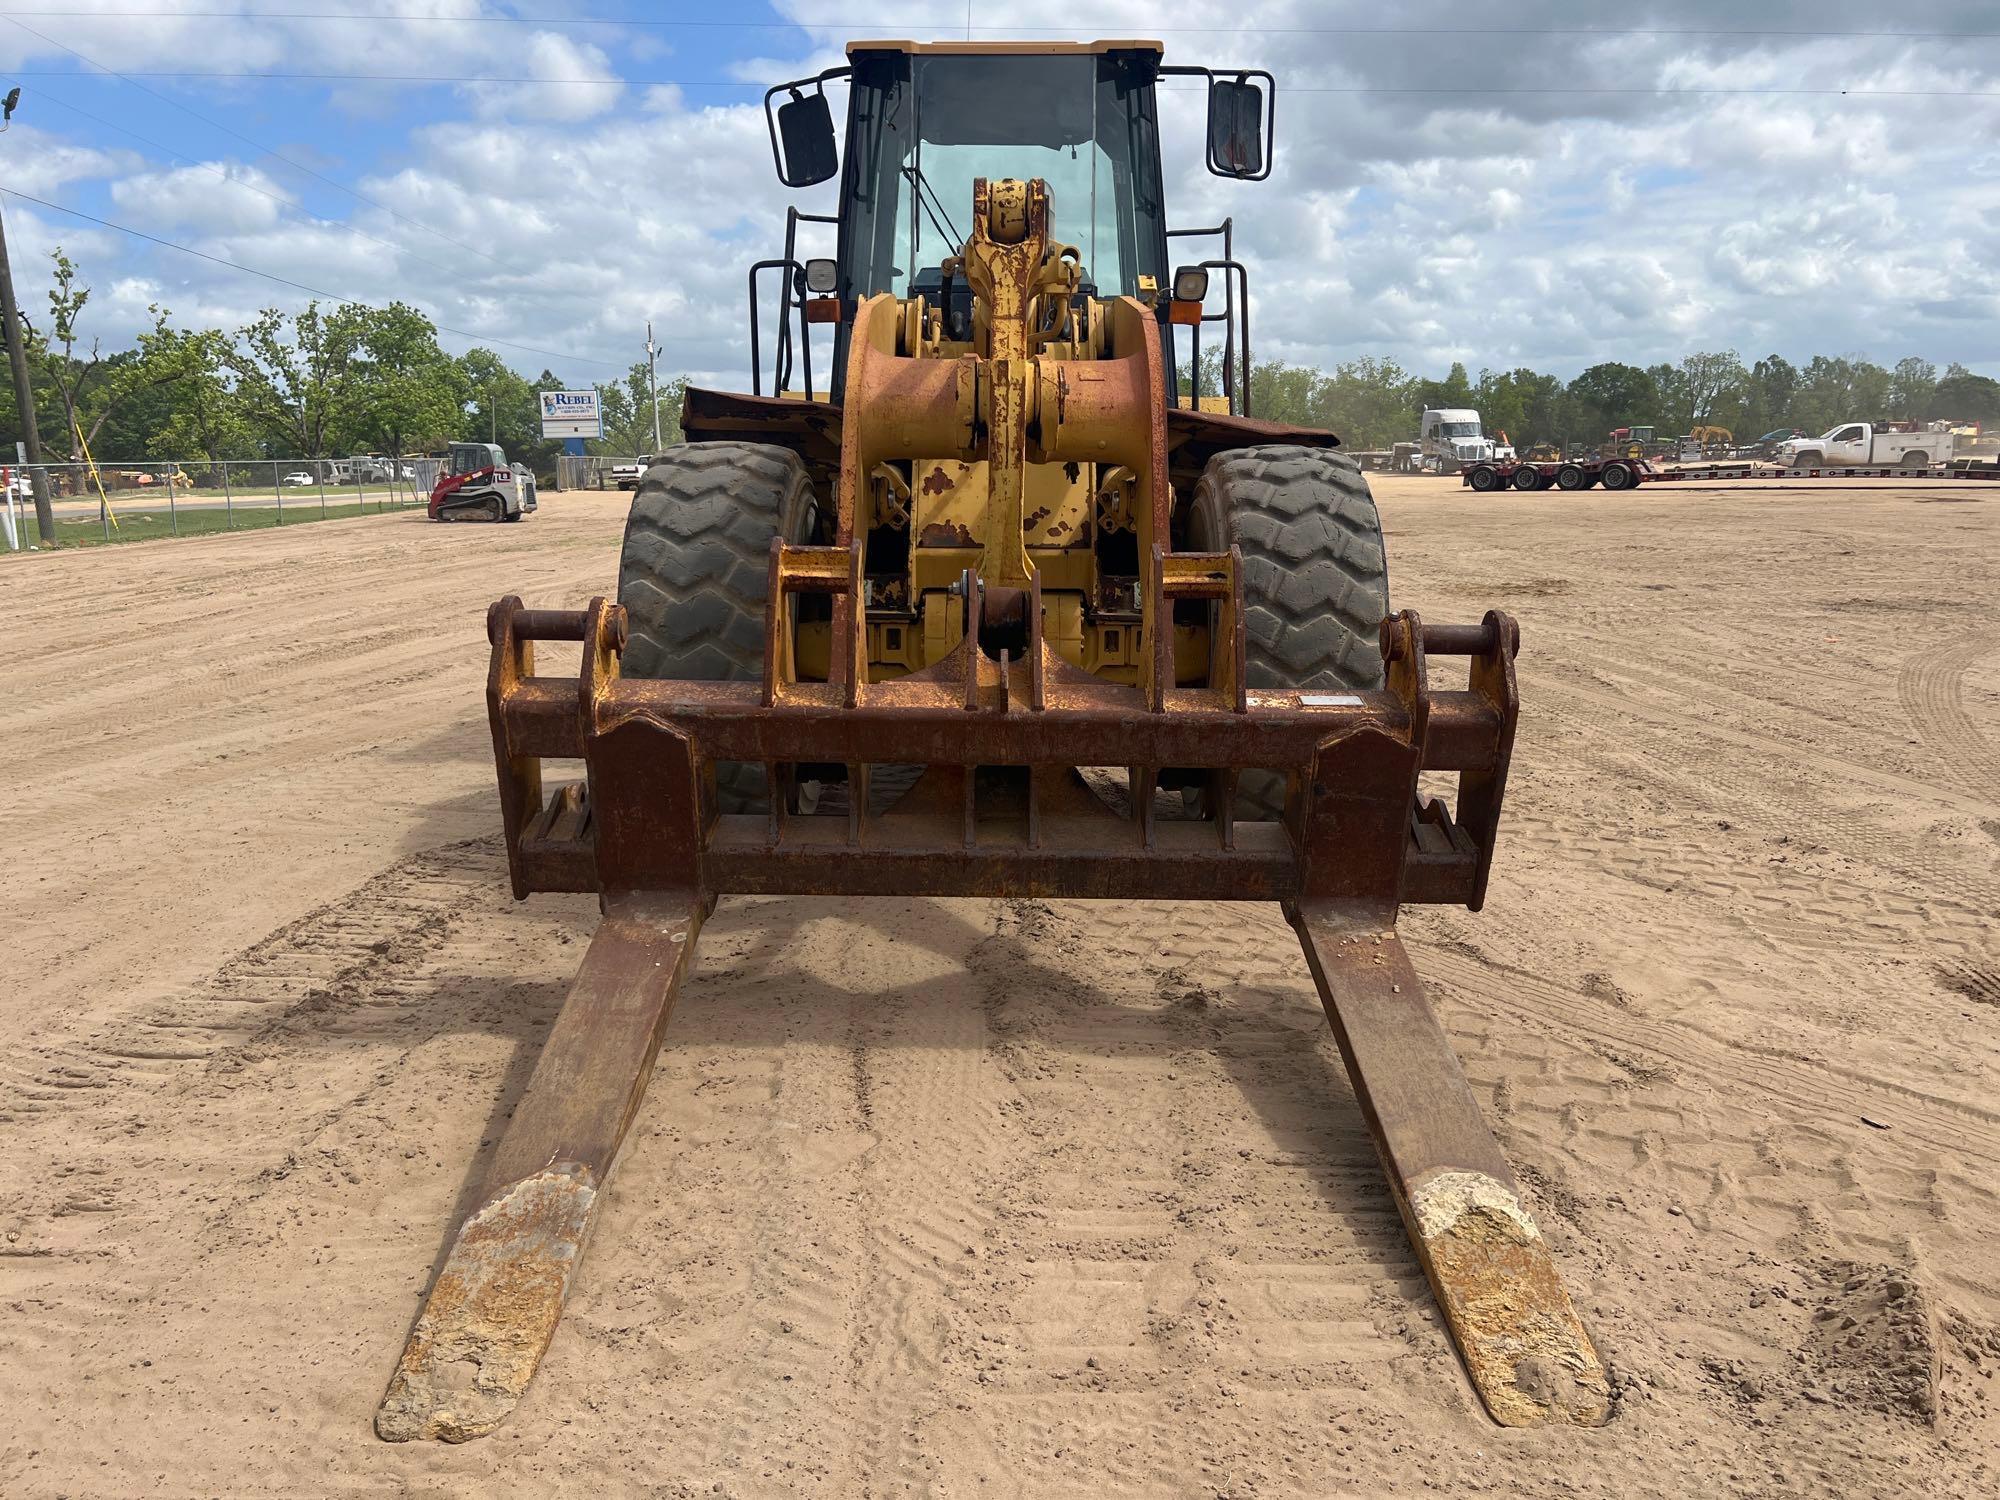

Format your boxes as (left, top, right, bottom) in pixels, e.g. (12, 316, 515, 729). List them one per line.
(611, 456, 654, 491)
(1775, 423, 1954, 470)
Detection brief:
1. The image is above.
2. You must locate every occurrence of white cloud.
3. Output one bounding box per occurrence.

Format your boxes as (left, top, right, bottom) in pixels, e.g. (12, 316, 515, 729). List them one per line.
(110, 163, 291, 235)
(5, 0, 1996, 387)
(0, 125, 130, 198)
(462, 32, 624, 123)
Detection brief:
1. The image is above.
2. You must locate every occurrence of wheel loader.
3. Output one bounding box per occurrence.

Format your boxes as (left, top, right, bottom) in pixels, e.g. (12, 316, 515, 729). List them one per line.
(377, 39, 1610, 1443)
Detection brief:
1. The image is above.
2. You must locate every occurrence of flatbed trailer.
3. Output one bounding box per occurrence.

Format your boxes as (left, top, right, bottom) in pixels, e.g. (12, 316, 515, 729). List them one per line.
(1461, 456, 1645, 492)
(1464, 457, 2000, 493)
(1646, 462, 2000, 483)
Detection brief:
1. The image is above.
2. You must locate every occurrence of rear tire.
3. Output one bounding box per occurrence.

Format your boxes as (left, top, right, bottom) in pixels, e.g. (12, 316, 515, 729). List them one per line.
(1511, 465, 1543, 491)
(1901, 450, 1930, 470)
(1599, 461, 1636, 491)
(1185, 445, 1390, 821)
(1467, 464, 1501, 492)
(618, 442, 819, 812)
(1555, 463, 1586, 490)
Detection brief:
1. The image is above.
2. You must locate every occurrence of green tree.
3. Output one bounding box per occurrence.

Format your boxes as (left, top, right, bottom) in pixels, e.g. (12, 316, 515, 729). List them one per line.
(1472, 369, 1528, 450)
(456, 353, 577, 476)
(1565, 362, 1657, 440)
(592, 360, 672, 456)
(1887, 357, 1938, 420)
(1319, 356, 1417, 449)
(1411, 361, 1474, 414)
(228, 301, 367, 457)
(142, 327, 256, 464)
(1793, 356, 1891, 435)
(1508, 369, 1571, 447)
(1741, 355, 1800, 438)
(1682, 351, 1748, 433)
(1932, 365, 2000, 424)
(343, 303, 463, 464)
(25, 249, 192, 458)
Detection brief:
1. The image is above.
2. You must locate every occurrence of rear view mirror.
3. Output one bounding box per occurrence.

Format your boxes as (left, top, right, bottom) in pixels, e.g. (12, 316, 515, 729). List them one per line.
(774, 87, 838, 188)
(1206, 75, 1271, 180)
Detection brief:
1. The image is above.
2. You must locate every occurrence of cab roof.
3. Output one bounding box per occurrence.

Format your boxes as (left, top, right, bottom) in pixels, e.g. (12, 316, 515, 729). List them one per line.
(846, 38, 1163, 57)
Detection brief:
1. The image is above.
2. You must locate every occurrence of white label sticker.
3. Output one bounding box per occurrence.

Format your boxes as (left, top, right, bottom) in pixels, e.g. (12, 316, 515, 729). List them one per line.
(1299, 693, 1364, 707)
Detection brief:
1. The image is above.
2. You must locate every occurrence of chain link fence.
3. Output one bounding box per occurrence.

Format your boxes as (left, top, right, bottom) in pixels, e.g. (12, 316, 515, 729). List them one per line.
(3, 457, 447, 549)
(556, 454, 651, 492)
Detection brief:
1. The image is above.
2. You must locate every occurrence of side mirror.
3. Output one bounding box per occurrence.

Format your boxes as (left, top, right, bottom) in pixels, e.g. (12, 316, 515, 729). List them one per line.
(1206, 74, 1272, 180)
(773, 87, 838, 188)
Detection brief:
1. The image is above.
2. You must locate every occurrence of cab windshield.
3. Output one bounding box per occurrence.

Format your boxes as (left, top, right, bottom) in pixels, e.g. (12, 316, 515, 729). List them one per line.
(841, 52, 1167, 300)
(1439, 422, 1482, 439)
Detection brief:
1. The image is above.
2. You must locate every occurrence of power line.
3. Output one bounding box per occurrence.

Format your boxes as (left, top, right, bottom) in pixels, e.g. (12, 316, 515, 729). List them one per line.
(10, 68, 2000, 98)
(0, 184, 623, 369)
(1, 15, 513, 269)
(3, 10, 2000, 40)
(29, 87, 484, 283)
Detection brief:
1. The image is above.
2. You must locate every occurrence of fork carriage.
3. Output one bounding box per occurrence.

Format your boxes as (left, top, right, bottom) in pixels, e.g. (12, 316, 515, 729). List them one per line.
(373, 553, 1612, 1442)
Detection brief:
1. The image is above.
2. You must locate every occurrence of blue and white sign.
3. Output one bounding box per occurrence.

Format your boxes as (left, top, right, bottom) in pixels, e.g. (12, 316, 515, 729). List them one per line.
(539, 388, 604, 439)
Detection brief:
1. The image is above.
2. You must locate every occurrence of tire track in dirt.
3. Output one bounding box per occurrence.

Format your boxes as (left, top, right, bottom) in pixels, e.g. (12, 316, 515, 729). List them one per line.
(0, 845, 482, 1130)
(834, 899, 1013, 1495)
(1898, 634, 2000, 800)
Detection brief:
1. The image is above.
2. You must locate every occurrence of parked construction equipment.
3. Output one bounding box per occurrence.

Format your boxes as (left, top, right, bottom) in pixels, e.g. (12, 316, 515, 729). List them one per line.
(1464, 456, 2000, 491)
(428, 441, 537, 522)
(377, 39, 1608, 1443)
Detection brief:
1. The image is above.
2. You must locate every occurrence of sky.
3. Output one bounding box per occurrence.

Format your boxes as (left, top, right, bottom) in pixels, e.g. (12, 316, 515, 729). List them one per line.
(1, 0, 1997, 393)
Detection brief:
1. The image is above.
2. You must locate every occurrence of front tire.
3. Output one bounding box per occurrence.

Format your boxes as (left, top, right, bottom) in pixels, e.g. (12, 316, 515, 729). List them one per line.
(618, 442, 819, 812)
(1185, 445, 1391, 820)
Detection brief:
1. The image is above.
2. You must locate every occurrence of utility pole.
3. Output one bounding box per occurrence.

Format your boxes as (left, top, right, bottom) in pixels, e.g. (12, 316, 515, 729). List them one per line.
(646, 320, 661, 454)
(0, 88, 54, 545)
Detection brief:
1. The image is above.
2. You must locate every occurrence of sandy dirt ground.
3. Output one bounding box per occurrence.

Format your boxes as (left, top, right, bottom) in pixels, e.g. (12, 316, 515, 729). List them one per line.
(2, 475, 1997, 1498)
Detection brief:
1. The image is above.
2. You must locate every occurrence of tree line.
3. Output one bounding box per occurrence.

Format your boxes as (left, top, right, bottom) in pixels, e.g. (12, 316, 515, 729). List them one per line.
(1187, 349, 2000, 452)
(0, 246, 684, 474)
(5, 246, 1996, 471)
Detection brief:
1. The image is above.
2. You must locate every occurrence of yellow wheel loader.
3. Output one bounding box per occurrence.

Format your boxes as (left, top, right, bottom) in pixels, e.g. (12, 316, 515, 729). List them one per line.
(377, 39, 1609, 1443)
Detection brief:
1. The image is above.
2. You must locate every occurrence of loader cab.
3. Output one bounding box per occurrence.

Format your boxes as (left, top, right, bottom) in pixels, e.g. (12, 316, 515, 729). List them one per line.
(835, 47, 1169, 310)
(759, 40, 1272, 406)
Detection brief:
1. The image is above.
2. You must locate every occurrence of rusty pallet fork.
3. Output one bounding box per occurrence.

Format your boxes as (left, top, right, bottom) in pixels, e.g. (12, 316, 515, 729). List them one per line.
(374, 549, 1610, 1441)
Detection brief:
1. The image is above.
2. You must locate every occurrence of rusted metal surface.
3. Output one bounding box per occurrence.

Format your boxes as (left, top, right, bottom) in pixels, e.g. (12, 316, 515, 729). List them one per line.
(376, 1164, 597, 1442)
(378, 889, 707, 1441)
(680, 384, 844, 496)
(432, 169, 1600, 1446)
(1290, 903, 1610, 1427)
(1165, 403, 1341, 496)
(431, 584, 1607, 1438)
(486, 590, 1521, 905)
